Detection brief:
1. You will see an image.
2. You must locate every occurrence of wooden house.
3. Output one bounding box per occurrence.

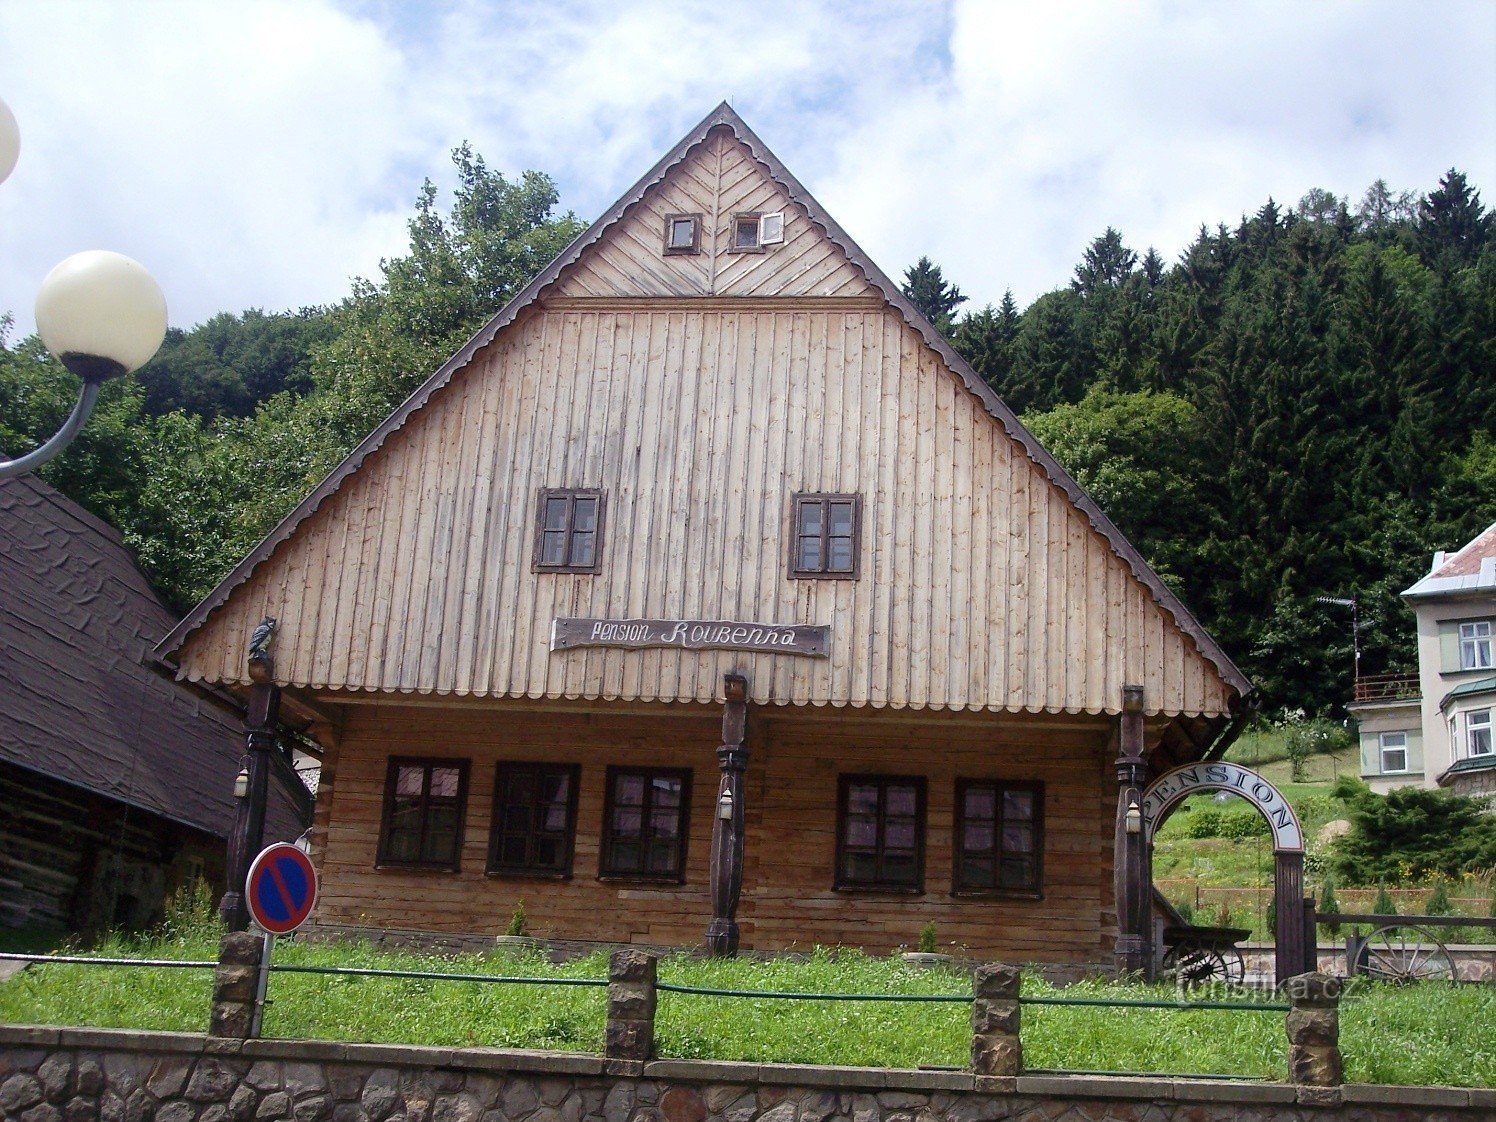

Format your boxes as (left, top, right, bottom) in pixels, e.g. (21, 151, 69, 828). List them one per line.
(155, 105, 1251, 971)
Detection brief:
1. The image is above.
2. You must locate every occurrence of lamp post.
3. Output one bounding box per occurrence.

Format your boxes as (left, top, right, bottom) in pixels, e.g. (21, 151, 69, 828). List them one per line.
(0, 95, 167, 482)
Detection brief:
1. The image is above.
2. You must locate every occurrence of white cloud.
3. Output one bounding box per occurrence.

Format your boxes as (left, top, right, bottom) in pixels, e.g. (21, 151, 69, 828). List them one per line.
(1, 0, 1491, 337)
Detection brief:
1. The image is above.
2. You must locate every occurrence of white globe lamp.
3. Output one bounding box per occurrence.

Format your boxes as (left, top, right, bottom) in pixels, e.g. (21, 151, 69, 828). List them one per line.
(36, 250, 168, 381)
(0, 95, 18, 186)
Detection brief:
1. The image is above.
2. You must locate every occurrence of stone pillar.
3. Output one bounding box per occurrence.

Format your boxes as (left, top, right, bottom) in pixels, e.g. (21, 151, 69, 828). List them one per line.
(1113, 684, 1149, 976)
(209, 930, 266, 1038)
(1286, 972, 1342, 1088)
(970, 962, 1022, 1077)
(605, 949, 657, 1062)
(707, 673, 749, 956)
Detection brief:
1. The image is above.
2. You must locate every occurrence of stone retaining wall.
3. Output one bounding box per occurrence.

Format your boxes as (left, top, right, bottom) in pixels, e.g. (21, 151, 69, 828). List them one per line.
(2, 1025, 1490, 1122)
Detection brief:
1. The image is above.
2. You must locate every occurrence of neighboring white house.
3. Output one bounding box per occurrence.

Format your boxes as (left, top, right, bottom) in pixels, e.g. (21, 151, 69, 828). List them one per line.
(1351, 522, 1496, 798)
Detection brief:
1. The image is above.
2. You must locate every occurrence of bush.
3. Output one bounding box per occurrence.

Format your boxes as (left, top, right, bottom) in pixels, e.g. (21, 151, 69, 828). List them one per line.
(918, 922, 937, 954)
(1330, 777, 1496, 884)
(1184, 803, 1269, 840)
(1425, 881, 1453, 916)
(1174, 899, 1195, 925)
(505, 900, 528, 938)
(1318, 875, 1343, 936)
(1282, 716, 1352, 782)
(1373, 884, 1398, 917)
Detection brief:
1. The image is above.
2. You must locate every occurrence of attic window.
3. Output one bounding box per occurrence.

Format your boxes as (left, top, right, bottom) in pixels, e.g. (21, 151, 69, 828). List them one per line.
(733, 213, 762, 251)
(663, 213, 702, 255)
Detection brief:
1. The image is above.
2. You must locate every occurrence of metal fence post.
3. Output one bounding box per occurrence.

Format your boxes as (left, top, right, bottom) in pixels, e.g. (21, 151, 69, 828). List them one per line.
(970, 962, 1022, 1077)
(209, 930, 266, 1039)
(1285, 972, 1342, 1088)
(605, 948, 657, 1062)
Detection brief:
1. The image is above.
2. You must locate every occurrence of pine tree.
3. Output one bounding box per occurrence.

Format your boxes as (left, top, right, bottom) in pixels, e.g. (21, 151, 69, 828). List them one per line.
(1416, 168, 1492, 271)
(900, 257, 966, 336)
(1425, 880, 1453, 916)
(952, 292, 1020, 392)
(1072, 227, 1138, 296)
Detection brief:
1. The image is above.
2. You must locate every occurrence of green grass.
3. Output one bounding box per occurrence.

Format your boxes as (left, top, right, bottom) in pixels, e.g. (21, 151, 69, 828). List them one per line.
(4, 929, 1495, 1085)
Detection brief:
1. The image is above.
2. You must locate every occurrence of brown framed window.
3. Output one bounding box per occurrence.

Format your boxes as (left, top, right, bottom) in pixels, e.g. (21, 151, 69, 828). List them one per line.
(533, 488, 605, 573)
(377, 757, 469, 870)
(954, 780, 1043, 894)
(663, 213, 702, 255)
(835, 774, 925, 891)
(487, 763, 580, 877)
(600, 767, 691, 881)
(729, 212, 764, 253)
(790, 493, 861, 579)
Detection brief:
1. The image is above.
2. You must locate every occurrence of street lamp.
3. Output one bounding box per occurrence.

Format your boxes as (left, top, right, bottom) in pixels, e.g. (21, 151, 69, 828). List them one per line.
(0, 95, 167, 482)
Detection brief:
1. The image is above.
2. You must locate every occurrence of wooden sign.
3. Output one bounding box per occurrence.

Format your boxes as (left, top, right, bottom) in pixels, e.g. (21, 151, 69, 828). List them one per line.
(552, 618, 829, 658)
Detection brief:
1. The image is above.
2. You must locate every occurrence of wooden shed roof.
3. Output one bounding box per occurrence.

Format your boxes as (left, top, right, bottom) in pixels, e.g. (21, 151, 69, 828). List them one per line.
(1, 474, 305, 840)
(156, 103, 1250, 706)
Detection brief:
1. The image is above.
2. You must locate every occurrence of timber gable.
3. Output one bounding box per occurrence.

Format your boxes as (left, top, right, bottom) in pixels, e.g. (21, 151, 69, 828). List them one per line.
(158, 104, 1249, 721)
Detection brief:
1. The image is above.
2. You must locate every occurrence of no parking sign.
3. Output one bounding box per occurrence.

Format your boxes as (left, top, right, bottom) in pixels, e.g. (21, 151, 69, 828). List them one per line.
(245, 842, 318, 935)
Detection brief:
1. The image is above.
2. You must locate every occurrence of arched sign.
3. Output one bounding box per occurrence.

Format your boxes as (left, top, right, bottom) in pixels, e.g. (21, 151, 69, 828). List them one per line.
(1141, 761, 1303, 852)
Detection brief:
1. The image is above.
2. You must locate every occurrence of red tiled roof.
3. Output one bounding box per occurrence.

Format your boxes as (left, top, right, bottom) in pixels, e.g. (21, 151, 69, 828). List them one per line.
(1433, 523, 1496, 578)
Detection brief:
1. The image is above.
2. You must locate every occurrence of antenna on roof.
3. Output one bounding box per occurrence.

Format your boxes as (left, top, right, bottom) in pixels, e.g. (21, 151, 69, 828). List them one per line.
(1316, 595, 1360, 686)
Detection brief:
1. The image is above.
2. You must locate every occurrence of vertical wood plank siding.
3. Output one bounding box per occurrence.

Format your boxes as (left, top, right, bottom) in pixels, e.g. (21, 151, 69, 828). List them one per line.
(177, 303, 1231, 717)
(175, 132, 1233, 719)
(315, 703, 1115, 964)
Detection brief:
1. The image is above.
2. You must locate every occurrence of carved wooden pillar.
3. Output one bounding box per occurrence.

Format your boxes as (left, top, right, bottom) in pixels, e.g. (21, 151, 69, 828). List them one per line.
(706, 672, 748, 956)
(1274, 851, 1308, 984)
(220, 654, 281, 932)
(1113, 684, 1149, 976)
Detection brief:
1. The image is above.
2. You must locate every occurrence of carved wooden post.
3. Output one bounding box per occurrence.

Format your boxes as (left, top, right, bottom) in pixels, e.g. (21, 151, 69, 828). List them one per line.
(220, 645, 281, 932)
(1113, 684, 1149, 976)
(707, 672, 749, 956)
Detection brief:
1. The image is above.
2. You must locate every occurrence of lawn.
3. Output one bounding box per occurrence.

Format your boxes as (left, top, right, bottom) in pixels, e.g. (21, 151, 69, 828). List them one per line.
(3, 928, 1495, 1086)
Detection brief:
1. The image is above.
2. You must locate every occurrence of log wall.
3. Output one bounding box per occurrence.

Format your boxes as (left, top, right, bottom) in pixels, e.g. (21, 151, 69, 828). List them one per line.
(311, 702, 1115, 965)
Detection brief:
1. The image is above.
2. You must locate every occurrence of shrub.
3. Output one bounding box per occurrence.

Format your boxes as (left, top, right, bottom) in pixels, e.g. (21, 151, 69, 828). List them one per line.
(1175, 899, 1195, 925)
(505, 900, 528, 938)
(1318, 875, 1343, 936)
(918, 922, 937, 954)
(1330, 777, 1496, 883)
(1282, 716, 1352, 782)
(1425, 881, 1453, 916)
(1185, 807, 1225, 838)
(1373, 884, 1398, 917)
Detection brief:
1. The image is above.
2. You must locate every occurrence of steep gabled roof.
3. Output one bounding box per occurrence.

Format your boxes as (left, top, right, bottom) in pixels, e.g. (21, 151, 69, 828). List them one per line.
(156, 103, 1250, 701)
(0, 474, 304, 840)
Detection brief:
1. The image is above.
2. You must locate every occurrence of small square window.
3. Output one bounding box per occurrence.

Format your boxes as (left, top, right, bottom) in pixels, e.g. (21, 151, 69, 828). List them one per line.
(663, 213, 702, 256)
(533, 489, 606, 574)
(789, 494, 861, 579)
(759, 212, 785, 244)
(731, 213, 763, 252)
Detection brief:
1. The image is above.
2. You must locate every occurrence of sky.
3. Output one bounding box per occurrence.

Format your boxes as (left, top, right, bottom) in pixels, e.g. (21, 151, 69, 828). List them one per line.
(1, 0, 1493, 338)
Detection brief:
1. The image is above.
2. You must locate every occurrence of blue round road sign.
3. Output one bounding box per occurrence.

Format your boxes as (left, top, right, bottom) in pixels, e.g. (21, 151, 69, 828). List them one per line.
(245, 843, 318, 935)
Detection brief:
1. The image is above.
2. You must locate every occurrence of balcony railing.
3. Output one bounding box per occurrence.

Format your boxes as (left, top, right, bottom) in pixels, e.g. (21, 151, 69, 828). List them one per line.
(1353, 673, 1420, 703)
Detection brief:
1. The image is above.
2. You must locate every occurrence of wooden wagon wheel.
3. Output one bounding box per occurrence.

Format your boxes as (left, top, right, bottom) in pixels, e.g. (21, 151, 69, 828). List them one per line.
(1354, 924, 1455, 983)
(1161, 940, 1245, 988)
